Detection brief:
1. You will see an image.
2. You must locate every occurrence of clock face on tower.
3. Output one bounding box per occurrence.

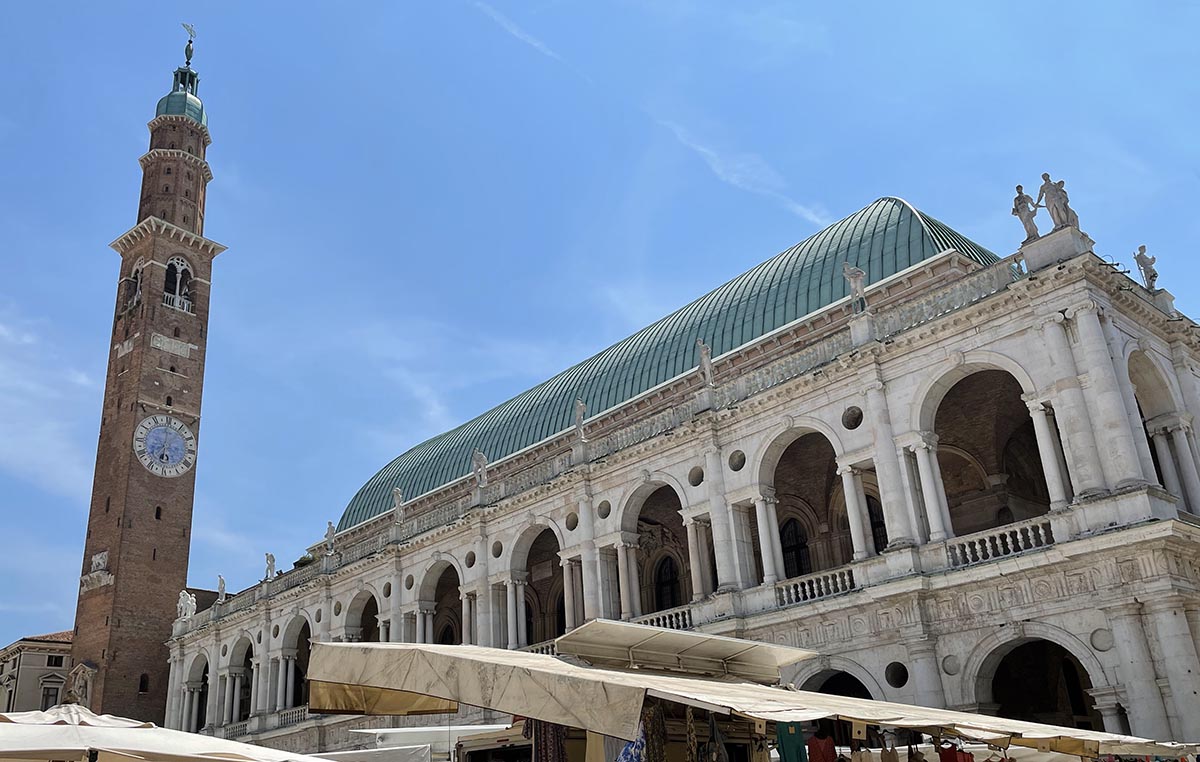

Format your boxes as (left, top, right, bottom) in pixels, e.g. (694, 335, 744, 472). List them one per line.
(132, 415, 197, 477)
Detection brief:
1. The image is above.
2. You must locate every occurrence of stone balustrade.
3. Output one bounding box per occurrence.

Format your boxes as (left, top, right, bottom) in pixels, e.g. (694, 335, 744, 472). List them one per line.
(520, 639, 558, 655)
(775, 567, 857, 608)
(633, 604, 694, 631)
(276, 705, 309, 729)
(945, 516, 1054, 569)
(220, 720, 248, 739)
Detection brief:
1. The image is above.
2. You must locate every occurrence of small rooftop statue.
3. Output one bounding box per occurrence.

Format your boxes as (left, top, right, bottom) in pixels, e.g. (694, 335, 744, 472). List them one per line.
(472, 450, 489, 488)
(842, 262, 868, 314)
(1134, 245, 1158, 290)
(573, 398, 588, 441)
(265, 552, 276, 580)
(1033, 173, 1081, 231)
(1012, 184, 1040, 242)
(324, 521, 337, 555)
(176, 589, 197, 619)
(392, 486, 405, 511)
(216, 574, 226, 602)
(696, 339, 715, 387)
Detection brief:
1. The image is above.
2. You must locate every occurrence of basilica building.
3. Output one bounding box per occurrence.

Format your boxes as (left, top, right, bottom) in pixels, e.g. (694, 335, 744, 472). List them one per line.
(80, 38, 1200, 756)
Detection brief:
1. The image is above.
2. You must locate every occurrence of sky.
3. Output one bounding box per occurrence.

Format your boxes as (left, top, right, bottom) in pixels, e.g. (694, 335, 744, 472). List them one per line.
(2, 2, 1200, 645)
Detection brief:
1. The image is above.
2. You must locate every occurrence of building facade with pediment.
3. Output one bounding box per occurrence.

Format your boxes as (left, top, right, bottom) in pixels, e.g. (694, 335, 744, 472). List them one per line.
(165, 198, 1200, 749)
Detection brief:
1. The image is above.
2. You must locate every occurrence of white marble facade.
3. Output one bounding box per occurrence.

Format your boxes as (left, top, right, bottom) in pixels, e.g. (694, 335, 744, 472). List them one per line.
(167, 229, 1200, 748)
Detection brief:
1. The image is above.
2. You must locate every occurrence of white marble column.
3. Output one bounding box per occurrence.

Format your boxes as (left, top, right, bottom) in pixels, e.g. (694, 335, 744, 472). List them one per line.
(1105, 323, 1159, 483)
(1025, 399, 1071, 510)
(273, 657, 285, 712)
(460, 590, 473, 644)
(249, 660, 259, 715)
(704, 446, 744, 590)
(389, 574, 404, 642)
(1170, 425, 1200, 512)
(1071, 303, 1145, 487)
(753, 496, 780, 583)
(685, 519, 705, 601)
(906, 639, 946, 708)
(1039, 314, 1107, 494)
(1046, 408, 1075, 500)
(505, 580, 519, 648)
(231, 671, 244, 723)
(164, 657, 180, 729)
(561, 559, 578, 631)
(576, 493, 602, 621)
(864, 380, 916, 546)
(910, 442, 949, 541)
(1106, 604, 1171, 740)
(764, 494, 785, 577)
(515, 582, 529, 646)
(187, 686, 200, 732)
(284, 656, 296, 709)
(838, 465, 871, 560)
(626, 552, 641, 618)
(1145, 597, 1200, 741)
(1150, 430, 1183, 500)
(204, 669, 218, 729)
(696, 521, 714, 596)
(897, 447, 928, 543)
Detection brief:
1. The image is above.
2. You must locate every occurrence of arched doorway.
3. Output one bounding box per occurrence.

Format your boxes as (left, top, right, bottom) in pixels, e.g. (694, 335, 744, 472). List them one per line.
(430, 563, 462, 645)
(991, 640, 1100, 729)
(345, 592, 382, 643)
(280, 618, 311, 709)
(629, 486, 691, 614)
(229, 637, 254, 722)
(185, 654, 209, 731)
(523, 528, 565, 644)
(805, 670, 875, 747)
(769, 432, 850, 578)
(1129, 349, 1199, 509)
(933, 370, 1050, 535)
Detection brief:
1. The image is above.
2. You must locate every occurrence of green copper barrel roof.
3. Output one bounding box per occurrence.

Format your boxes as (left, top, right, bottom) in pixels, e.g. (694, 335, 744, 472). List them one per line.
(338, 197, 996, 530)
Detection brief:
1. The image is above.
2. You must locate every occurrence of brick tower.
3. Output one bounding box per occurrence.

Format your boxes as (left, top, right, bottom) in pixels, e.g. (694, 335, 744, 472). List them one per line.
(71, 33, 225, 722)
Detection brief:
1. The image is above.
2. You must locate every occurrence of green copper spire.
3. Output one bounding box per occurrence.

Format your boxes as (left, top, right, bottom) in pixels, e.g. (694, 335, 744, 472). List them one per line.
(155, 24, 207, 127)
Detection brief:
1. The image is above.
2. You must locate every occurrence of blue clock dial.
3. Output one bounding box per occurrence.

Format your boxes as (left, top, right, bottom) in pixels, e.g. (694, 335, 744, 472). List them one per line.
(133, 415, 197, 477)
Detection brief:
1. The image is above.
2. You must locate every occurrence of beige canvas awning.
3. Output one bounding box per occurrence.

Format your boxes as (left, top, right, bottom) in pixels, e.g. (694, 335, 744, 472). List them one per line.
(308, 635, 1198, 759)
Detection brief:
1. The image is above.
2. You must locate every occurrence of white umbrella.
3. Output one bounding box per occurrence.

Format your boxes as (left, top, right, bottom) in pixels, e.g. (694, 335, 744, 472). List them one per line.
(0, 704, 326, 762)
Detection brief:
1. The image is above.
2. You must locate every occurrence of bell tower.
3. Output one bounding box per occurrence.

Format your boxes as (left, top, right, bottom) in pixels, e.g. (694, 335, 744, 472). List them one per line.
(71, 31, 226, 723)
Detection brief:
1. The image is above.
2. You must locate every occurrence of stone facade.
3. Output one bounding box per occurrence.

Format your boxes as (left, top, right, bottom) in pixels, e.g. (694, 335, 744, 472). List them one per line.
(166, 227, 1200, 747)
(71, 60, 225, 723)
(0, 632, 73, 713)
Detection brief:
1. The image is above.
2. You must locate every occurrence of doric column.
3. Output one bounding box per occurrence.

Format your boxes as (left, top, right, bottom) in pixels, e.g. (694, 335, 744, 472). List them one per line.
(204, 668, 218, 729)
(187, 686, 200, 732)
(424, 610, 435, 643)
(1106, 603, 1172, 740)
(1144, 597, 1200, 741)
(703, 446, 744, 590)
(515, 580, 529, 646)
(164, 657, 180, 729)
(274, 657, 286, 712)
(925, 438, 954, 535)
(180, 687, 193, 732)
(696, 521, 714, 596)
(764, 493, 785, 577)
(838, 465, 871, 560)
(561, 559, 578, 631)
(460, 590, 473, 644)
(389, 573, 404, 642)
(284, 656, 296, 709)
(752, 496, 780, 583)
(505, 579, 519, 648)
(1038, 314, 1107, 494)
(1045, 407, 1075, 500)
(231, 670, 244, 723)
(626, 550, 642, 618)
(1024, 398, 1070, 510)
(905, 638, 946, 708)
(910, 441, 949, 541)
(685, 519, 705, 601)
(1150, 430, 1183, 500)
(476, 579, 493, 648)
(897, 448, 927, 543)
(1105, 324, 1159, 483)
(248, 660, 259, 715)
(220, 674, 233, 725)
(576, 492, 602, 621)
(615, 543, 632, 619)
(864, 380, 916, 546)
(1170, 425, 1200, 512)
(1070, 303, 1145, 487)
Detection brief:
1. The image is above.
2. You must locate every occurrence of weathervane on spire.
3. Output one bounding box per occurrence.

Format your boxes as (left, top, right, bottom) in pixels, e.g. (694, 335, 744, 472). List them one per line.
(182, 23, 196, 67)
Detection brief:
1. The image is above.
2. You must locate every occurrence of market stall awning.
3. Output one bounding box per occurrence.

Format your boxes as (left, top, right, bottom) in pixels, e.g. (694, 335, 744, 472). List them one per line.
(554, 619, 817, 684)
(0, 704, 331, 762)
(308, 635, 1198, 758)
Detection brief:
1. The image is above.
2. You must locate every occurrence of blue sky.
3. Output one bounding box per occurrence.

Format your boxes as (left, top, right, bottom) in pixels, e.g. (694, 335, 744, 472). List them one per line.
(2, 2, 1199, 645)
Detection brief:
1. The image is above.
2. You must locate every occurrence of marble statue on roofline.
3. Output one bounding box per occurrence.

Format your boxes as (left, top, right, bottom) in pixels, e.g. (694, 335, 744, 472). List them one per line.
(1032, 172, 1081, 231)
(265, 552, 276, 580)
(472, 450, 489, 488)
(1135, 245, 1159, 290)
(217, 574, 226, 602)
(842, 262, 868, 314)
(573, 398, 587, 441)
(696, 339, 715, 388)
(1012, 184, 1040, 242)
(325, 521, 337, 555)
(392, 486, 405, 511)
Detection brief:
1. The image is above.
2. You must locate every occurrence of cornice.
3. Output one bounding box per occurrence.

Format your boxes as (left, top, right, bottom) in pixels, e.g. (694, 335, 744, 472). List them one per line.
(110, 217, 226, 258)
(147, 114, 212, 147)
(138, 148, 214, 183)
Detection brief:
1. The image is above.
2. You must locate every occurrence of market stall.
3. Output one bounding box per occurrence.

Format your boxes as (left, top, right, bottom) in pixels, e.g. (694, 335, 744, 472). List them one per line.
(306, 620, 1196, 762)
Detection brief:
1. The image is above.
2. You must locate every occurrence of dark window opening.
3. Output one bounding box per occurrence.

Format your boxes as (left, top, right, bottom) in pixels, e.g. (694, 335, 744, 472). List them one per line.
(164, 167, 172, 175)
(105, 497, 110, 513)
(155, 506, 162, 520)
(152, 548, 157, 560)
(165, 396, 173, 407)
(173, 327, 180, 338)
(137, 674, 149, 693)
(169, 366, 176, 373)
(654, 557, 681, 611)
(780, 518, 813, 578)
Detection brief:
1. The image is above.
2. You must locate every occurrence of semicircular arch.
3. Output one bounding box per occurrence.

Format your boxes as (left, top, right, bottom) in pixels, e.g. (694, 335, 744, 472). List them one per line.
(788, 655, 885, 700)
(617, 473, 689, 534)
(418, 554, 465, 601)
(963, 622, 1110, 707)
(913, 351, 1038, 433)
(754, 418, 845, 489)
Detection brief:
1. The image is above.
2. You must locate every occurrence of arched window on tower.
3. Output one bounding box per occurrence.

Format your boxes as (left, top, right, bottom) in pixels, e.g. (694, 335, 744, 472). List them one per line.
(163, 256, 194, 313)
(780, 518, 812, 578)
(125, 262, 144, 309)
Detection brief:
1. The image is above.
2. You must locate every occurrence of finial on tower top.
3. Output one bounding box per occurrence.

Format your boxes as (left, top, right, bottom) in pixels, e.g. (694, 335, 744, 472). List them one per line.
(182, 23, 196, 67)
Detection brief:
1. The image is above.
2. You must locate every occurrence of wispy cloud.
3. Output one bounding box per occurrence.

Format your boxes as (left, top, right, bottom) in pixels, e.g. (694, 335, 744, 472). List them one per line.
(655, 119, 829, 225)
(473, 2, 563, 63)
(0, 310, 96, 501)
